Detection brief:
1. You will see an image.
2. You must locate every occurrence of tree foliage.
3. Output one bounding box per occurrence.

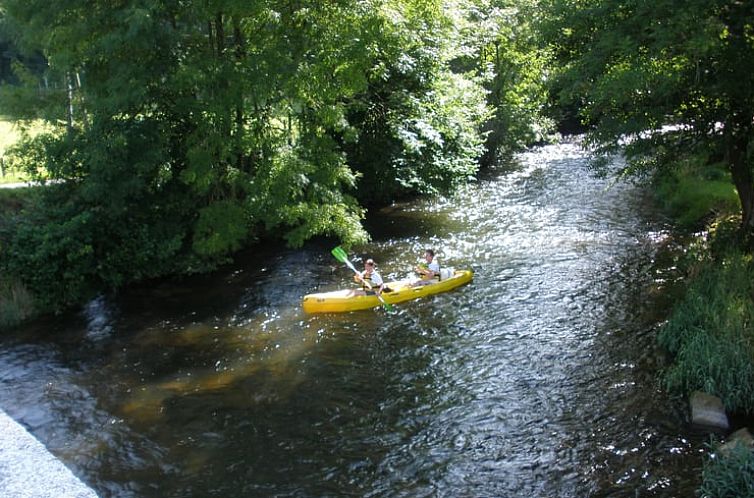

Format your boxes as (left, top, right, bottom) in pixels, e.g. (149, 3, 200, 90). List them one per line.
(341, 1, 491, 203)
(541, 0, 754, 234)
(468, 0, 553, 165)
(0, 0, 524, 309)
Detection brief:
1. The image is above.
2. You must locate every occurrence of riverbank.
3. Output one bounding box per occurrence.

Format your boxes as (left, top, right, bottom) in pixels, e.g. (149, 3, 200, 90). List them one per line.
(651, 165, 754, 495)
(660, 224, 754, 496)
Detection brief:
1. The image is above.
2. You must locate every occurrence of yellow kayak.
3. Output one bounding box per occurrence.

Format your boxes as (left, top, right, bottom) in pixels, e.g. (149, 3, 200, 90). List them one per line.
(302, 269, 473, 313)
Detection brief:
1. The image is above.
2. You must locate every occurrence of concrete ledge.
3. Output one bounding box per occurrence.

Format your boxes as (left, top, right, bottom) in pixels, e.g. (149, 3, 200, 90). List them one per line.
(0, 410, 98, 498)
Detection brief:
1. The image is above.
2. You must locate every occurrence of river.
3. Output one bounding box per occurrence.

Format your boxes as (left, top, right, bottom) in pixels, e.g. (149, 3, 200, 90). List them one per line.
(0, 141, 708, 497)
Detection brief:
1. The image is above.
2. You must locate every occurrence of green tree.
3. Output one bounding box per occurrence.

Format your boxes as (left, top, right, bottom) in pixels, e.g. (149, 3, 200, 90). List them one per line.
(542, 0, 754, 235)
(342, 0, 489, 204)
(0, 0, 493, 310)
(461, 0, 553, 166)
(0, 0, 374, 307)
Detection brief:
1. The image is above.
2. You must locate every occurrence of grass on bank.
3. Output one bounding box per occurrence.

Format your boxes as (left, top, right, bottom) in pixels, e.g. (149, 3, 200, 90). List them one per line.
(657, 229, 754, 413)
(699, 442, 754, 498)
(653, 164, 754, 496)
(0, 276, 34, 328)
(654, 159, 739, 228)
(658, 237, 754, 498)
(654, 157, 752, 413)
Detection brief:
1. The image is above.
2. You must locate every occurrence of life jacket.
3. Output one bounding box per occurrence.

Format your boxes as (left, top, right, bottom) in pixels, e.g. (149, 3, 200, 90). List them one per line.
(361, 272, 373, 290)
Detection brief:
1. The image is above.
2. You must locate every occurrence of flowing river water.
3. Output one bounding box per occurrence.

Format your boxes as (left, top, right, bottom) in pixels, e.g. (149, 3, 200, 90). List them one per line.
(1, 141, 710, 497)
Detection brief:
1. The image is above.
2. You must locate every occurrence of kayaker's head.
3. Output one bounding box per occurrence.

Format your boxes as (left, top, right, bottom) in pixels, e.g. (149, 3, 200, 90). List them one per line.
(365, 259, 375, 274)
(424, 249, 435, 262)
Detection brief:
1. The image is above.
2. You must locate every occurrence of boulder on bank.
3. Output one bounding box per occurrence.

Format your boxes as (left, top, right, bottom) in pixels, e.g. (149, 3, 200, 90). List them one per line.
(719, 428, 754, 457)
(690, 391, 729, 432)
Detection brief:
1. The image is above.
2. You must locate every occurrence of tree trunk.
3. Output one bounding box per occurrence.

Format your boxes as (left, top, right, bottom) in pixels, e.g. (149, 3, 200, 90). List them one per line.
(722, 3, 754, 238)
(76, 72, 89, 129)
(215, 13, 225, 55)
(208, 20, 214, 55)
(66, 72, 75, 134)
(233, 18, 246, 171)
(726, 121, 754, 236)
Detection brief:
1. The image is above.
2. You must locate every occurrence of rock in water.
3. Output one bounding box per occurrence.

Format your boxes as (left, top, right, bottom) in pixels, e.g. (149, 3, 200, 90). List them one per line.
(690, 391, 729, 432)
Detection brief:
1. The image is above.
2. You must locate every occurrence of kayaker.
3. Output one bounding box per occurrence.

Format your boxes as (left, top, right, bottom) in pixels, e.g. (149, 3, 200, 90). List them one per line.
(354, 259, 385, 295)
(413, 249, 440, 285)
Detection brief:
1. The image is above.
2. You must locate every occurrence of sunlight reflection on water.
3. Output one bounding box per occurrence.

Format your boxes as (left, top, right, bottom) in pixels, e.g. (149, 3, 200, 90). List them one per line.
(0, 141, 704, 497)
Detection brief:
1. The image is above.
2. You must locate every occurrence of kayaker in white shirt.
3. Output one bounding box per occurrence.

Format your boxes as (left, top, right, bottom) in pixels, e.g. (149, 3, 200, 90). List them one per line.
(354, 259, 385, 295)
(413, 249, 440, 285)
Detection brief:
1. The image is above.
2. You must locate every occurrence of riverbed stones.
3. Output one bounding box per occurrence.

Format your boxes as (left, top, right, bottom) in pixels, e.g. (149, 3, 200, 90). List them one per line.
(690, 391, 729, 432)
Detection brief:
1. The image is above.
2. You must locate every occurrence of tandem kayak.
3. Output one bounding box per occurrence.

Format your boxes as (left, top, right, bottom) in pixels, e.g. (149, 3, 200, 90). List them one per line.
(302, 269, 473, 313)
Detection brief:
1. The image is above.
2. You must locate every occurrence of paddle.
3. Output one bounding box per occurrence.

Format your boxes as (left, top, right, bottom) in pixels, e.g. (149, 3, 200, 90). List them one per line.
(331, 246, 394, 311)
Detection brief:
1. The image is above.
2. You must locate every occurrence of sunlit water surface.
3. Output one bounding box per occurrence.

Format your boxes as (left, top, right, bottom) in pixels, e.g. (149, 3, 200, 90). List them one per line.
(1, 142, 708, 497)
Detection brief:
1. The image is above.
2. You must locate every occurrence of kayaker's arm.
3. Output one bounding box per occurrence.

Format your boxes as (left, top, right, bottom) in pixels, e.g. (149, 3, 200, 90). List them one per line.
(416, 266, 436, 278)
(330, 247, 394, 311)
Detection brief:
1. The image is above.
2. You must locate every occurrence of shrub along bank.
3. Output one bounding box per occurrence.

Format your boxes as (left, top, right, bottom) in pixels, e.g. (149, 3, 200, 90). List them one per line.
(699, 442, 754, 498)
(652, 167, 754, 496)
(0, 188, 35, 329)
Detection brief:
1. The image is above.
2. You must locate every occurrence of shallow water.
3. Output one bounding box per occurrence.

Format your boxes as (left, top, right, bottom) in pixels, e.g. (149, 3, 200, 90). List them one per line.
(1, 142, 708, 497)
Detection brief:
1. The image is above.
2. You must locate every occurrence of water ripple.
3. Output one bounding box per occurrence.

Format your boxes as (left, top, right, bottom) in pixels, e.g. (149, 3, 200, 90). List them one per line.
(0, 142, 702, 497)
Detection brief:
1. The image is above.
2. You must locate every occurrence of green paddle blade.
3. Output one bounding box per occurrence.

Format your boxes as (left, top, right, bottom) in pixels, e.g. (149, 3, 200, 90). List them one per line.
(331, 246, 348, 263)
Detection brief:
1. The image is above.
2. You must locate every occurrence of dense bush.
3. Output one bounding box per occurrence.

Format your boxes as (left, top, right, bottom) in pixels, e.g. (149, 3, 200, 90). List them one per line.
(4, 185, 190, 311)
